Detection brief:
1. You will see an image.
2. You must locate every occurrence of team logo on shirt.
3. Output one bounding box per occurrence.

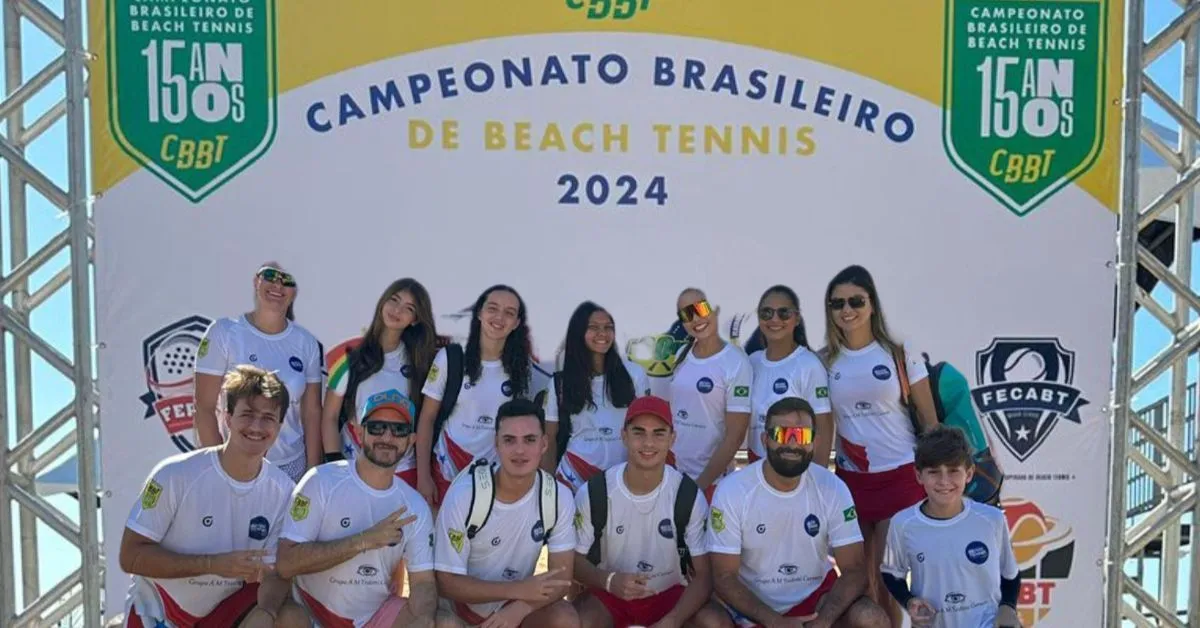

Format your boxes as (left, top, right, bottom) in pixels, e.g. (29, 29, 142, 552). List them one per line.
(772, 378, 788, 394)
(1003, 497, 1075, 626)
(140, 480, 163, 509)
(139, 315, 214, 453)
(290, 495, 310, 521)
(448, 528, 465, 553)
(658, 518, 674, 539)
(573, 512, 584, 530)
(696, 377, 714, 393)
(427, 364, 440, 383)
(710, 508, 726, 533)
(872, 364, 892, 380)
(248, 515, 270, 541)
(964, 540, 989, 564)
(288, 356, 303, 372)
(972, 338, 1089, 462)
(804, 514, 820, 537)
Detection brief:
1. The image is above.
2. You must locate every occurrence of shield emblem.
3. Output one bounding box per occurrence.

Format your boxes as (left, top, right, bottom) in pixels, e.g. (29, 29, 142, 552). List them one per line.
(972, 337, 1088, 462)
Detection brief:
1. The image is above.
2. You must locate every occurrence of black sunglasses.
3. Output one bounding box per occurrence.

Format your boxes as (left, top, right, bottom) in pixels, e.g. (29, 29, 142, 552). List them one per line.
(362, 420, 413, 438)
(828, 296, 868, 310)
(758, 307, 798, 321)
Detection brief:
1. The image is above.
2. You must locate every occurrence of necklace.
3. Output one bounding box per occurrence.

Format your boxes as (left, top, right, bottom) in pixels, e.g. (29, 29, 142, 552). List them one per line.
(624, 470, 665, 516)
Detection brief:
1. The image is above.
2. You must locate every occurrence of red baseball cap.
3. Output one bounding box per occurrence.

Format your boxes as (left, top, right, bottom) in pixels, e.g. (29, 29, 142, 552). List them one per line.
(625, 395, 673, 429)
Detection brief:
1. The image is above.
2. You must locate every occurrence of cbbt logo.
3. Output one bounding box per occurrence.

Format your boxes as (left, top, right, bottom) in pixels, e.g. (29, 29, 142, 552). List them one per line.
(141, 315, 214, 453)
(973, 337, 1088, 462)
(965, 541, 989, 565)
(872, 365, 891, 380)
(501, 381, 513, 397)
(531, 521, 546, 543)
(1003, 497, 1075, 626)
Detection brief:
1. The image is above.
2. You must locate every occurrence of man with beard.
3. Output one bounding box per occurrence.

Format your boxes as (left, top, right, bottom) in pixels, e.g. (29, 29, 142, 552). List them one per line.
(573, 395, 731, 628)
(274, 389, 437, 627)
(708, 397, 888, 628)
(119, 365, 295, 628)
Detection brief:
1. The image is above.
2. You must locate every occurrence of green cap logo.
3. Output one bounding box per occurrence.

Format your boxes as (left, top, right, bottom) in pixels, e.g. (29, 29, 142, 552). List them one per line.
(106, 0, 278, 202)
(942, 0, 1108, 216)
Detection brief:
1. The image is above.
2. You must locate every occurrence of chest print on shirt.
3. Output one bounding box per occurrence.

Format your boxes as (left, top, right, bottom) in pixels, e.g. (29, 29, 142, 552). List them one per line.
(248, 515, 270, 540)
(696, 377, 714, 393)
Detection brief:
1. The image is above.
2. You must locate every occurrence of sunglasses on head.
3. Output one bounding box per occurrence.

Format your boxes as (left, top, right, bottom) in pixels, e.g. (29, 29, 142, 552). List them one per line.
(758, 306, 798, 321)
(257, 267, 297, 288)
(769, 425, 813, 446)
(678, 300, 713, 323)
(828, 295, 868, 311)
(362, 420, 413, 438)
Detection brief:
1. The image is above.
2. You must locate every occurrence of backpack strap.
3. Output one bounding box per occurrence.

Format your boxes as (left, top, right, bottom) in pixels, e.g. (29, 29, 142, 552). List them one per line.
(465, 458, 495, 540)
(674, 473, 699, 578)
(891, 345, 921, 435)
(585, 470, 608, 565)
(432, 343, 465, 447)
(537, 469, 558, 544)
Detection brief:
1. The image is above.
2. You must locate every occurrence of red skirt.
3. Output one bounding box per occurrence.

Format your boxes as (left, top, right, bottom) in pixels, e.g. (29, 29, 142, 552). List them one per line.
(836, 463, 925, 524)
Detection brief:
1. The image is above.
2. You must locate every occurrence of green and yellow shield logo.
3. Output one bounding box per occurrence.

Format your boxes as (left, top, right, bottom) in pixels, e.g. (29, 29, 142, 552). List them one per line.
(290, 494, 310, 522)
(448, 528, 465, 553)
(141, 480, 163, 510)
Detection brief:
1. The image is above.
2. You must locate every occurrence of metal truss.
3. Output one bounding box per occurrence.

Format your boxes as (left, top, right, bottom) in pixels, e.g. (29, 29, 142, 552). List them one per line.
(0, 0, 100, 626)
(1110, 0, 1200, 625)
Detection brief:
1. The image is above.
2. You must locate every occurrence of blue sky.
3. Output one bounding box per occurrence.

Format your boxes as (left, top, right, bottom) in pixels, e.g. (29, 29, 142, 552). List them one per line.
(1, 0, 1196, 615)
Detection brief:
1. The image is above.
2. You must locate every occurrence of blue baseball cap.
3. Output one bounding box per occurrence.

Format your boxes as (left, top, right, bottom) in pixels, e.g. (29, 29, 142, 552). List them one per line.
(360, 389, 415, 423)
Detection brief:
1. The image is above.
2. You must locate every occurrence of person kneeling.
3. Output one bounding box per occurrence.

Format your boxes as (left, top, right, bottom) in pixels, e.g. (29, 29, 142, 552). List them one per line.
(275, 389, 437, 628)
(434, 398, 580, 627)
(573, 395, 731, 628)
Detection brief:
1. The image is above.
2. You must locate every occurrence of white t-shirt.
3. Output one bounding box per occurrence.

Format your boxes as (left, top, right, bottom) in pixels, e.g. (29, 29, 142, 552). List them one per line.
(747, 346, 831, 459)
(281, 460, 434, 627)
(122, 449, 295, 624)
(827, 341, 928, 473)
(883, 499, 1019, 627)
(422, 348, 545, 480)
(433, 467, 576, 620)
(194, 316, 323, 467)
(573, 463, 708, 594)
(707, 461, 862, 614)
(667, 343, 753, 480)
(328, 346, 416, 473)
(547, 361, 651, 489)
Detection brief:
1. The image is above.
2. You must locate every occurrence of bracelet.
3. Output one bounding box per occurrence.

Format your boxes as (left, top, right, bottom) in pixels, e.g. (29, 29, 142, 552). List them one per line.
(605, 571, 616, 592)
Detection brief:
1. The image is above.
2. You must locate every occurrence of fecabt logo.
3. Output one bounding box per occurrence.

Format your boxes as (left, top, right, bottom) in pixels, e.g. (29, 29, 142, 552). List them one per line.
(658, 518, 674, 539)
(772, 378, 788, 394)
(872, 364, 891, 380)
(965, 541, 989, 564)
(696, 377, 714, 393)
(804, 514, 820, 537)
(531, 521, 546, 542)
(289, 356, 303, 372)
(973, 338, 1088, 462)
(140, 315, 213, 452)
(1003, 497, 1075, 626)
(248, 515, 269, 541)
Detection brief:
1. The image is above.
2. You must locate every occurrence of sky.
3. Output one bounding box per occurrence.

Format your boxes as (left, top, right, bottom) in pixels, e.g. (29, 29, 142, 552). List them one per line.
(1, 0, 1198, 620)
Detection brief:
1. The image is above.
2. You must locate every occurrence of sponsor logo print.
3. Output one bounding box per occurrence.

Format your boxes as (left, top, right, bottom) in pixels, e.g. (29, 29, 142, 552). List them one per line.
(778, 564, 799, 575)
(773, 378, 788, 394)
(965, 541, 990, 564)
(658, 518, 674, 539)
(288, 356, 303, 372)
(872, 365, 891, 380)
(140, 315, 213, 453)
(531, 521, 546, 542)
(248, 515, 269, 540)
(804, 514, 820, 537)
(697, 377, 714, 394)
(973, 337, 1088, 462)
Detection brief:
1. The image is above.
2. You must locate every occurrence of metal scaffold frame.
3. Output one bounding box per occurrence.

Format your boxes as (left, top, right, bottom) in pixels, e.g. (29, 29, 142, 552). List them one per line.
(1110, 0, 1200, 625)
(0, 0, 101, 626)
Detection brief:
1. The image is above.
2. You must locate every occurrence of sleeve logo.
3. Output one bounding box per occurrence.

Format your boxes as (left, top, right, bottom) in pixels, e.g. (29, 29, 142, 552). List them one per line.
(290, 495, 310, 522)
(427, 364, 440, 383)
(573, 511, 584, 530)
(843, 506, 857, 522)
(733, 386, 750, 398)
(816, 386, 829, 399)
(197, 338, 209, 359)
(141, 480, 163, 510)
(711, 507, 726, 533)
(448, 528, 465, 553)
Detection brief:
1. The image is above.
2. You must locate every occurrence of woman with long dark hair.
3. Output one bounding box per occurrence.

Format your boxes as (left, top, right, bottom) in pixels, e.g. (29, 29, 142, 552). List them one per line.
(413, 284, 542, 507)
(193, 261, 323, 482)
(319, 278, 438, 489)
(667, 287, 752, 502)
(545, 301, 650, 490)
(746, 285, 833, 467)
(822, 264, 939, 626)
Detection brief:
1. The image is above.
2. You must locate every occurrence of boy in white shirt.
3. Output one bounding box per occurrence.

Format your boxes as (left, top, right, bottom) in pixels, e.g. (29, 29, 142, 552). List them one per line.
(119, 365, 295, 628)
(881, 427, 1021, 628)
(434, 398, 579, 627)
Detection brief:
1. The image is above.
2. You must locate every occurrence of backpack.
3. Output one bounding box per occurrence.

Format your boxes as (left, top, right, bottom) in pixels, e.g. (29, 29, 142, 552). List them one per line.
(429, 343, 465, 449)
(463, 458, 559, 543)
(532, 372, 572, 464)
(892, 347, 1004, 506)
(582, 469, 701, 579)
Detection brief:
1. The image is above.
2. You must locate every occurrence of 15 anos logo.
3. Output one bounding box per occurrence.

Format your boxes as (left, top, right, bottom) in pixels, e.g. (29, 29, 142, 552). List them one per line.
(566, 0, 651, 20)
(972, 337, 1088, 462)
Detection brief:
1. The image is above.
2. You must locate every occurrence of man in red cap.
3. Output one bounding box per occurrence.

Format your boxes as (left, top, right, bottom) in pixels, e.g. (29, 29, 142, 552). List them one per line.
(572, 395, 732, 628)
(274, 388, 437, 628)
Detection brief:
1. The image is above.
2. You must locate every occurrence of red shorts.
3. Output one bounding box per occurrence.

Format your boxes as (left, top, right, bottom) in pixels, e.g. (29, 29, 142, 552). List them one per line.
(727, 571, 836, 627)
(836, 463, 925, 524)
(126, 582, 259, 628)
(591, 585, 685, 628)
